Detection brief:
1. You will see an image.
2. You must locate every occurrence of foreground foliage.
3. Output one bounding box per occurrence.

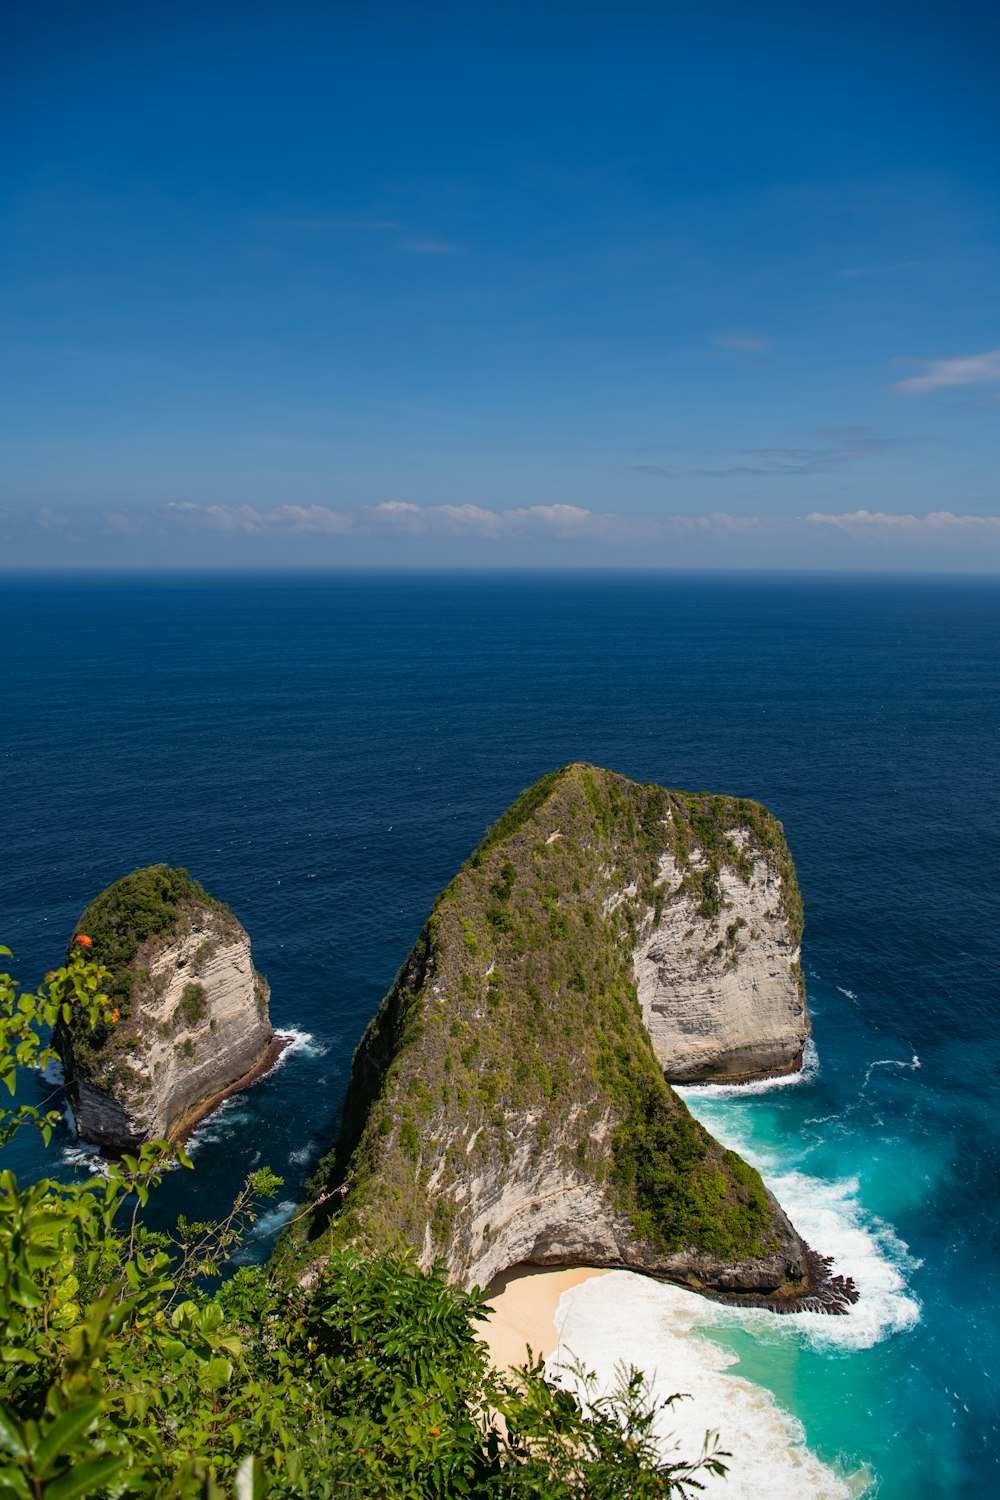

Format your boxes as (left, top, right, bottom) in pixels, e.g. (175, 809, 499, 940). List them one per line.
(0, 946, 729, 1497)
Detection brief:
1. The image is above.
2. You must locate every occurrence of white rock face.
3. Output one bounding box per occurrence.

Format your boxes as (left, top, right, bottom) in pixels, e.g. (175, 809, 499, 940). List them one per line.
(68, 907, 273, 1153)
(633, 836, 807, 1082)
(436, 1111, 804, 1295)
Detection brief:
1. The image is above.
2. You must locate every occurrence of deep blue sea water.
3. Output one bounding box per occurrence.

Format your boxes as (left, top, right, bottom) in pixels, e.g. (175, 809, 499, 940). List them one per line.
(2, 571, 999, 1496)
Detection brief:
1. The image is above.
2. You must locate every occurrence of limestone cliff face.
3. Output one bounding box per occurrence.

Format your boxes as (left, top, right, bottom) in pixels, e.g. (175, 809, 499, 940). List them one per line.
(297, 765, 820, 1307)
(416, 1105, 806, 1297)
(59, 866, 273, 1155)
(634, 833, 807, 1082)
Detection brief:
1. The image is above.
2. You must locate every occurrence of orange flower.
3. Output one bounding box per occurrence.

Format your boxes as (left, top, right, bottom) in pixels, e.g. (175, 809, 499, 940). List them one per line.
(75, 934, 93, 947)
(110, 1008, 120, 1024)
(429, 1428, 441, 1437)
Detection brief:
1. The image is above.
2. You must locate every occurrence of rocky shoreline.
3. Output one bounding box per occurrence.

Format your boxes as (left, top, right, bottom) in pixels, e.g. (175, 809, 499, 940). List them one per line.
(172, 1031, 292, 1146)
(698, 1247, 860, 1316)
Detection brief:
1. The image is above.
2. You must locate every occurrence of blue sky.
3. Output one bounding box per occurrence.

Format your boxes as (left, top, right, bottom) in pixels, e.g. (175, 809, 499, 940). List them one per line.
(3, 0, 999, 570)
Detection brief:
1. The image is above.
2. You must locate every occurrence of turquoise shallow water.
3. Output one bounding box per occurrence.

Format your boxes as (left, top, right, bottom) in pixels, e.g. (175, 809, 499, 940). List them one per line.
(679, 1056, 931, 1496)
(2, 571, 999, 1495)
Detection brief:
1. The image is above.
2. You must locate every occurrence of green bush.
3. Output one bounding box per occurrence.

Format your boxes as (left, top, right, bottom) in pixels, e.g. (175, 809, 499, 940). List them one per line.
(179, 982, 207, 1027)
(0, 945, 729, 1498)
(68, 865, 223, 1001)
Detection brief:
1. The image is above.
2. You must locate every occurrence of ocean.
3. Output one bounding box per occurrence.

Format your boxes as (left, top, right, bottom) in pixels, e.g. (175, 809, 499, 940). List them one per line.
(2, 570, 999, 1496)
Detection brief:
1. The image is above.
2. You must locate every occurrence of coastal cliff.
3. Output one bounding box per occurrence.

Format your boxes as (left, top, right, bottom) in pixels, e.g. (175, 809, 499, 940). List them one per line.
(58, 865, 274, 1155)
(296, 765, 843, 1309)
(634, 799, 807, 1081)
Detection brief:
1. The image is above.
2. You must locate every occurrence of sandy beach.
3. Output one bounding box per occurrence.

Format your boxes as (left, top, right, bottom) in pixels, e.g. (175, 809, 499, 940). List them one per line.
(478, 1266, 856, 1498)
(478, 1263, 609, 1372)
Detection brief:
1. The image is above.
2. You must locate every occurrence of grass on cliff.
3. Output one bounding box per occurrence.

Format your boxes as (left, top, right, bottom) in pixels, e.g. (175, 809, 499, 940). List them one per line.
(297, 764, 797, 1275)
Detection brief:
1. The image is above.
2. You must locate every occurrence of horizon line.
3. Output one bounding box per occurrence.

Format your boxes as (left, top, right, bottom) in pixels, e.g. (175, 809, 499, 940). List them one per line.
(3, 563, 1000, 583)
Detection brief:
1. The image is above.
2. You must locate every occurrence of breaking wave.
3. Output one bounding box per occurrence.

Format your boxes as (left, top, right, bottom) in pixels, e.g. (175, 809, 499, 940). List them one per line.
(268, 1028, 329, 1069)
(680, 1038, 821, 1102)
(677, 1076, 921, 1353)
(550, 1273, 871, 1498)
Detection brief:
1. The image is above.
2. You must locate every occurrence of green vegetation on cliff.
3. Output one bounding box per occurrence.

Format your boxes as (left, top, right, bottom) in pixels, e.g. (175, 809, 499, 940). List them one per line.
(297, 764, 801, 1276)
(69, 864, 227, 1006)
(60, 864, 239, 1088)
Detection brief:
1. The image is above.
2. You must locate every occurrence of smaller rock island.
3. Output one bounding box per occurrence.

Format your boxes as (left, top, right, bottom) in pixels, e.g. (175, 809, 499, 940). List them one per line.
(58, 865, 275, 1156)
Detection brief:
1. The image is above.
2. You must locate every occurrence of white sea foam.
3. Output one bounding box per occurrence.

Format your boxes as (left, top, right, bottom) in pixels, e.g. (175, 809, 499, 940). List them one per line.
(270, 1028, 329, 1067)
(288, 1138, 318, 1167)
(676, 1085, 921, 1352)
(186, 1098, 252, 1154)
(761, 1171, 921, 1350)
(255, 1198, 297, 1232)
(231, 1199, 298, 1264)
(60, 1141, 190, 1177)
(548, 1273, 864, 1498)
(803, 1053, 921, 1128)
(679, 1038, 820, 1102)
(60, 1143, 111, 1177)
(861, 1055, 921, 1088)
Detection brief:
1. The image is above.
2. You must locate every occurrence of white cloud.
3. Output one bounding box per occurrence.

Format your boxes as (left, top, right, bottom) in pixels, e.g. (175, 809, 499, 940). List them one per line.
(35, 507, 70, 529)
(805, 509, 1000, 535)
(102, 501, 1000, 556)
(505, 504, 615, 537)
(419, 503, 502, 533)
(373, 501, 624, 538)
(163, 499, 645, 542)
(165, 502, 352, 534)
(274, 505, 354, 533)
(894, 350, 1000, 394)
(102, 510, 142, 535)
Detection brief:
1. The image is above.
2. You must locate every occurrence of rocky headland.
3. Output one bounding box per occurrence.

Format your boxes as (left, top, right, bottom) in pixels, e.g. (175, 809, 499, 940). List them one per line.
(294, 764, 854, 1313)
(57, 864, 276, 1156)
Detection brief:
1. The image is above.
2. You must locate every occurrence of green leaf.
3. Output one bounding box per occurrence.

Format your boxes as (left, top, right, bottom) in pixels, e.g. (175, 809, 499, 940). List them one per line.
(12, 1271, 44, 1309)
(0, 1402, 28, 1460)
(202, 1357, 233, 1391)
(43, 1454, 124, 1500)
(33, 1402, 102, 1479)
(234, 1456, 269, 1500)
(0, 1462, 32, 1500)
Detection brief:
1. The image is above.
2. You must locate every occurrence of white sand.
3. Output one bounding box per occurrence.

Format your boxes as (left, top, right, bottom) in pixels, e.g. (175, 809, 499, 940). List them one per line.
(478, 1263, 609, 1371)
